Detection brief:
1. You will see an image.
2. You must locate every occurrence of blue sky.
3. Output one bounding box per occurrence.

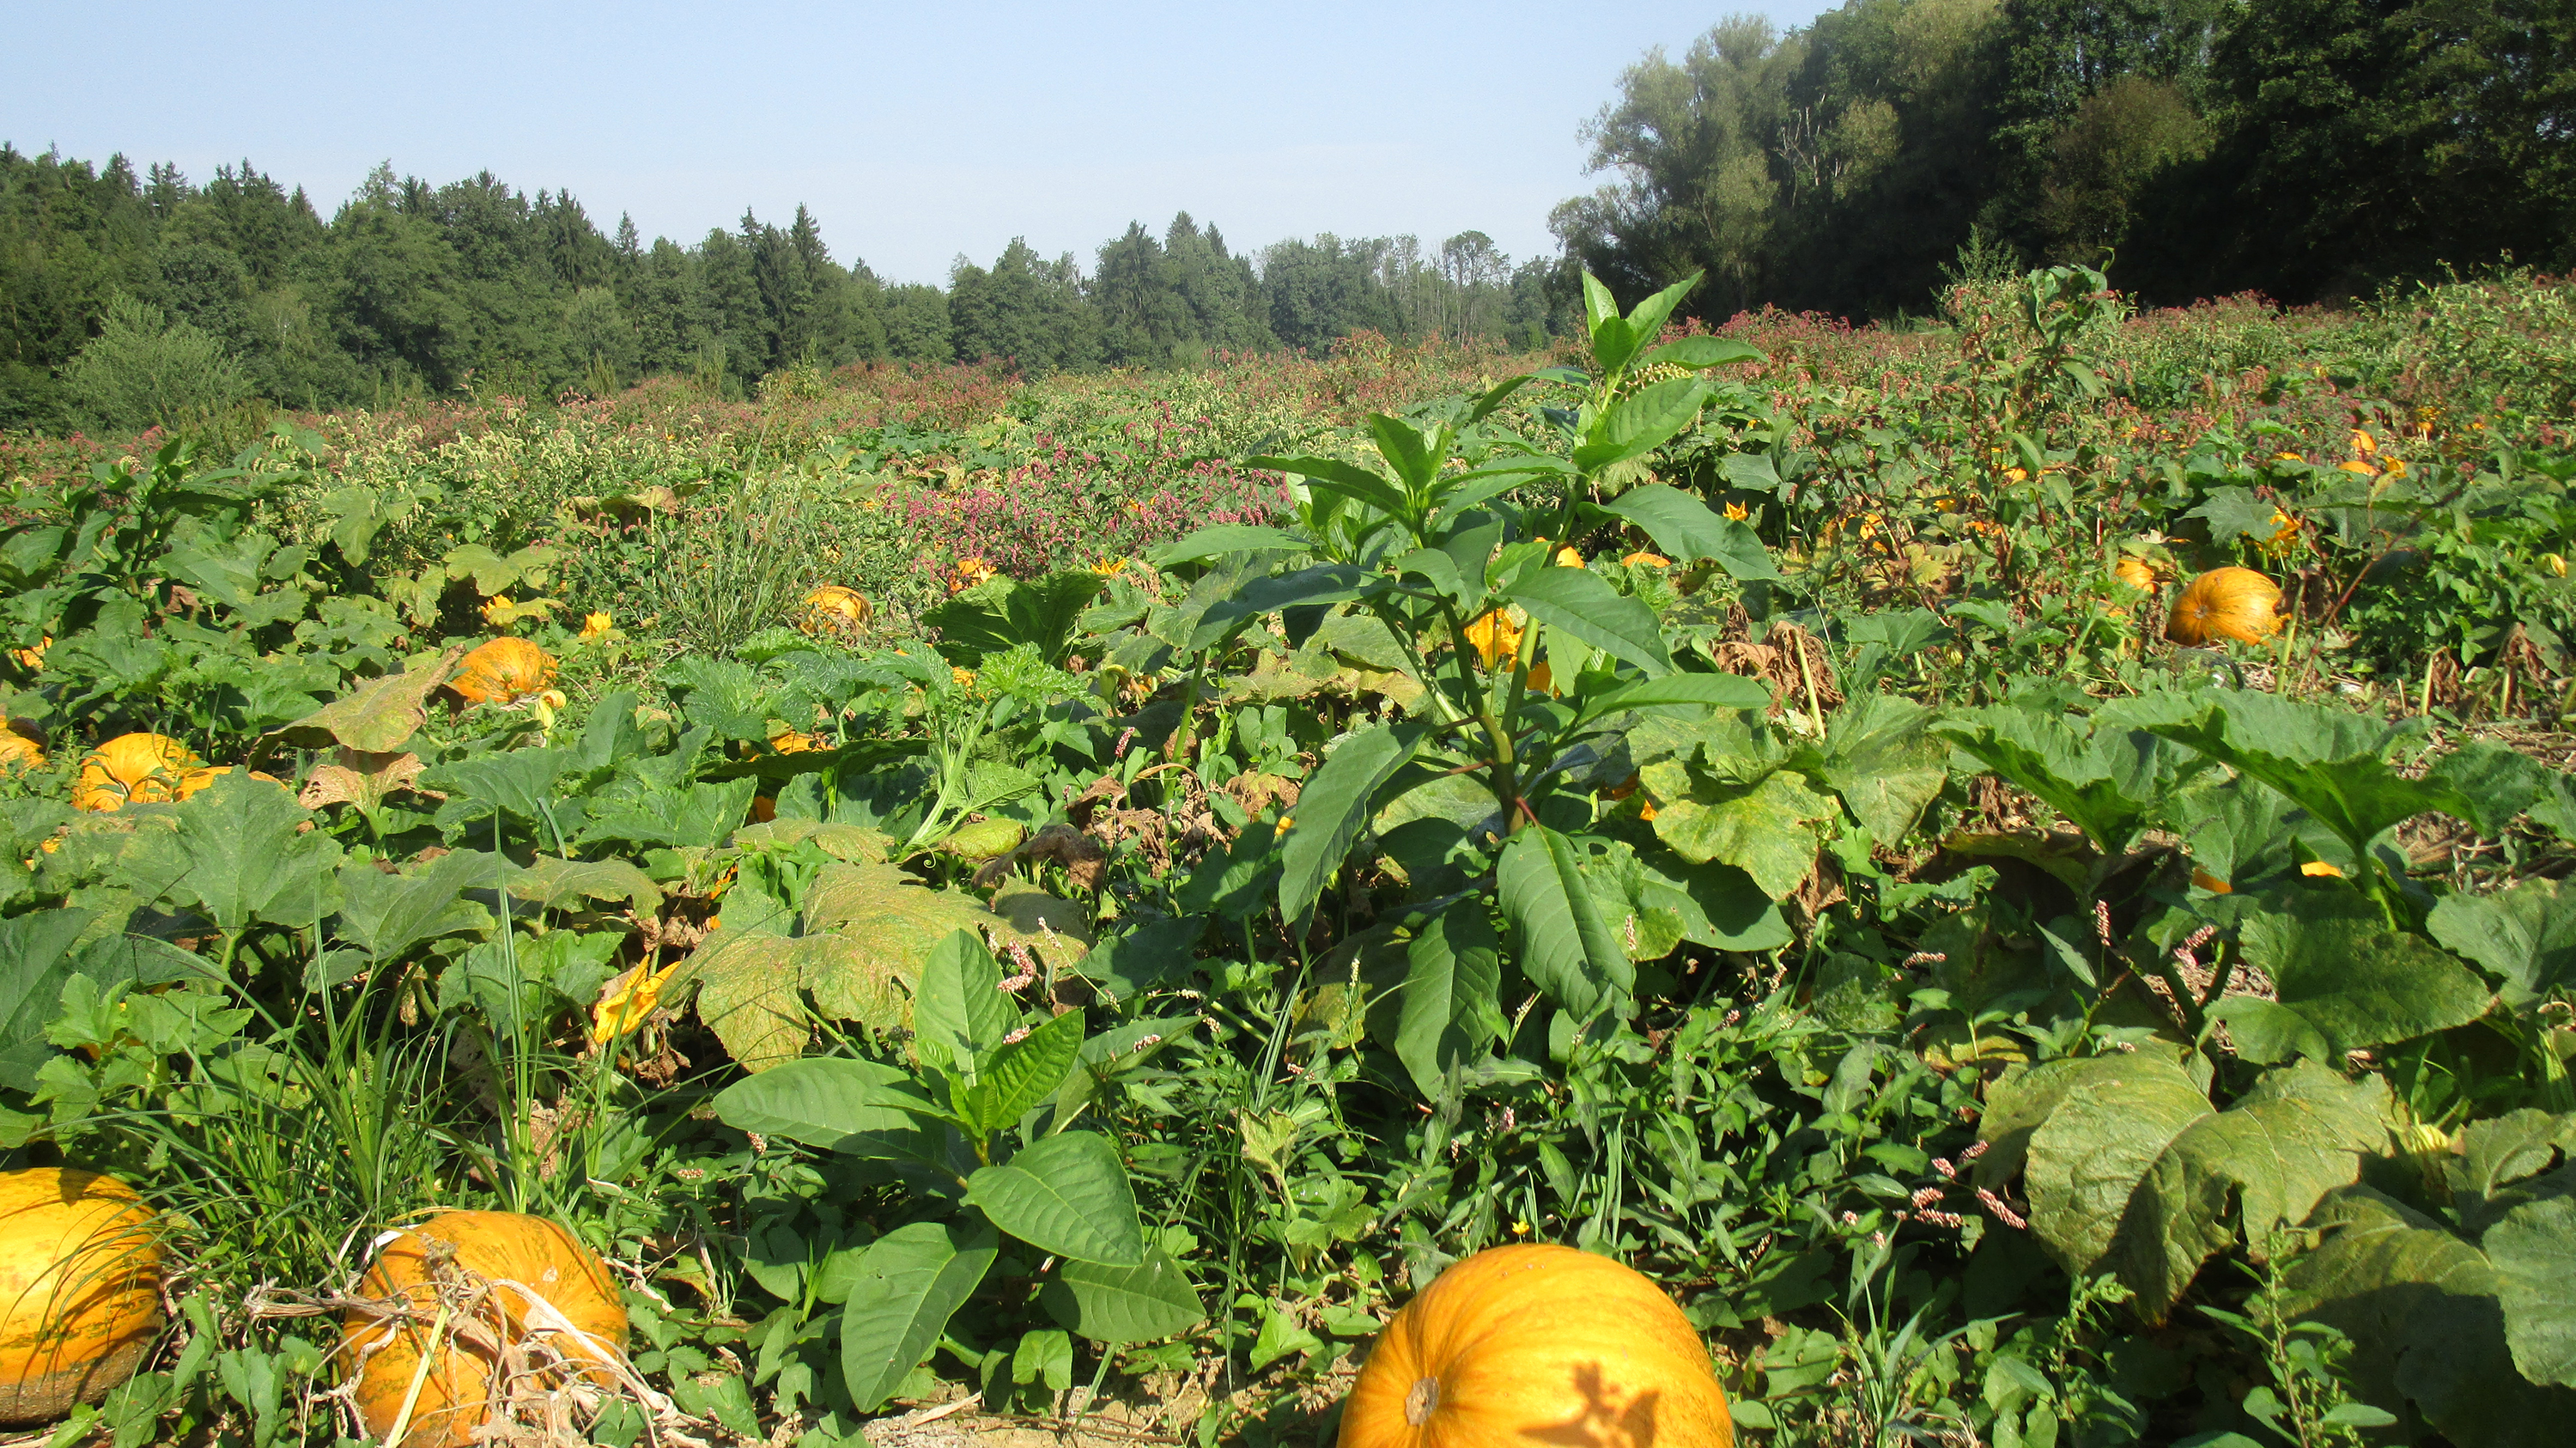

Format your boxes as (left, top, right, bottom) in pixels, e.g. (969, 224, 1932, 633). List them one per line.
(8, 2, 1831, 285)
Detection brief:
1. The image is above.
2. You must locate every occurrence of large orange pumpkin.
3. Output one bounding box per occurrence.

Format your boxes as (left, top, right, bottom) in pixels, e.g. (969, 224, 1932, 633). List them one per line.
(0, 1168, 164, 1426)
(448, 639, 559, 706)
(2164, 567, 2283, 647)
(341, 1212, 628, 1448)
(801, 585, 871, 636)
(71, 734, 218, 812)
(0, 731, 42, 773)
(1340, 1244, 1733, 1448)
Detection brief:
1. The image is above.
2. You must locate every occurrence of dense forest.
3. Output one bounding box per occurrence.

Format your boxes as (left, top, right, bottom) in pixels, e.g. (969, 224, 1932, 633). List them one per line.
(0, 153, 1571, 431)
(1556, 0, 2576, 318)
(7, 0, 2570, 433)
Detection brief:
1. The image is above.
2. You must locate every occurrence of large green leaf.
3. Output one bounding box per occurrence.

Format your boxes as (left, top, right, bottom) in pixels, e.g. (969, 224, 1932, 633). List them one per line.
(2488, 1194, 2576, 1387)
(509, 856, 660, 917)
(1573, 378, 1710, 474)
(1279, 722, 1423, 928)
(965, 1129, 1145, 1266)
(0, 910, 204, 1092)
(270, 648, 460, 752)
(924, 570, 1110, 668)
(1638, 336, 1764, 370)
(1497, 825, 1634, 1019)
(125, 772, 340, 933)
(2428, 876, 2576, 1009)
(2226, 895, 2495, 1059)
(1039, 1249, 1205, 1346)
(2106, 1062, 2391, 1322)
(331, 850, 497, 964)
(1246, 454, 1412, 520)
(2020, 1049, 2211, 1276)
(1392, 906, 1501, 1098)
(2284, 1188, 2576, 1446)
(1601, 485, 1780, 581)
(1930, 707, 2157, 854)
(837, 1222, 999, 1413)
(1502, 566, 1673, 677)
(1820, 694, 1947, 843)
(965, 1009, 1084, 1135)
(910, 928, 1018, 1078)
(1639, 760, 1836, 901)
(709, 1056, 935, 1150)
(1570, 672, 1771, 728)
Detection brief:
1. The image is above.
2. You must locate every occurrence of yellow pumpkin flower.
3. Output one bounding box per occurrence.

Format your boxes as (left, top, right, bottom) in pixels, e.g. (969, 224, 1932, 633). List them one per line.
(1621, 551, 1670, 569)
(2300, 861, 2345, 879)
(1092, 557, 1130, 577)
(950, 666, 977, 691)
(1722, 502, 1750, 520)
(9, 636, 49, 672)
(1553, 547, 1584, 569)
(2545, 554, 2568, 578)
(590, 962, 681, 1044)
(1465, 610, 1522, 669)
(580, 611, 613, 639)
(2349, 429, 2377, 455)
(481, 594, 515, 626)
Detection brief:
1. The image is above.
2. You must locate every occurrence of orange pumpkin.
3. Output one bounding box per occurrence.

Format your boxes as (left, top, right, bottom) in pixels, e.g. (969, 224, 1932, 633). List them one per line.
(2113, 557, 2160, 592)
(72, 734, 218, 812)
(449, 639, 559, 706)
(341, 1212, 628, 1448)
(801, 585, 872, 636)
(2164, 567, 2282, 647)
(1340, 1244, 1732, 1448)
(0, 731, 42, 773)
(0, 1169, 163, 1426)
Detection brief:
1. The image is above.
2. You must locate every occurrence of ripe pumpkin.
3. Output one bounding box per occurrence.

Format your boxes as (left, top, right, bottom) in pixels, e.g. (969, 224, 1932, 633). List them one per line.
(72, 734, 218, 812)
(342, 1212, 628, 1448)
(2164, 567, 2282, 647)
(0, 1168, 164, 1427)
(1340, 1244, 1732, 1448)
(449, 639, 559, 706)
(801, 585, 872, 635)
(2112, 557, 2160, 592)
(0, 731, 42, 773)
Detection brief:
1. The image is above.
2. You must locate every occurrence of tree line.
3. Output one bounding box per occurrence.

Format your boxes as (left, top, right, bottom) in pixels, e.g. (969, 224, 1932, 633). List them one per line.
(1557, 0, 2576, 319)
(0, 149, 1574, 433)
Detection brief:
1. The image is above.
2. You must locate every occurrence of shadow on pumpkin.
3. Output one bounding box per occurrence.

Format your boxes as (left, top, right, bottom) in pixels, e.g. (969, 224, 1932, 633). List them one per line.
(1524, 1363, 1662, 1448)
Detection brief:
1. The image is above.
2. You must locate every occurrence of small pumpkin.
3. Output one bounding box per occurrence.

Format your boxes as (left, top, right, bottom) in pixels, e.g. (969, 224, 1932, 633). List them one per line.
(1340, 1244, 1732, 1448)
(801, 585, 872, 635)
(2164, 567, 2282, 647)
(342, 1211, 628, 1448)
(0, 731, 42, 773)
(0, 1168, 164, 1426)
(449, 639, 559, 706)
(2112, 557, 2160, 592)
(72, 734, 218, 812)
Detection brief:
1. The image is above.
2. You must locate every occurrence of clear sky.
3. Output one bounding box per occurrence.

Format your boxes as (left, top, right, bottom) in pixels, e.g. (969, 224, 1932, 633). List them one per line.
(6, 2, 1832, 285)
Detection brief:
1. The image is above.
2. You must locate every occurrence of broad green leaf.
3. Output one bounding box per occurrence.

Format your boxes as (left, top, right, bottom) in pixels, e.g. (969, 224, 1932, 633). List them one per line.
(1820, 694, 1947, 843)
(1502, 567, 1672, 677)
(800, 864, 1002, 1030)
(911, 928, 1017, 1075)
(2283, 1188, 2576, 1447)
(1145, 525, 1311, 565)
(0, 910, 204, 1092)
(686, 931, 816, 1069)
(1637, 336, 1764, 370)
(837, 1221, 998, 1412)
(1571, 672, 1770, 727)
(2486, 1194, 2576, 1387)
(1574, 378, 1710, 474)
(709, 1056, 936, 1150)
(2106, 1062, 2391, 1322)
(1393, 906, 1501, 1098)
(2428, 876, 2576, 1009)
(1279, 722, 1424, 927)
(509, 856, 661, 917)
(1246, 454, 1410, 520)
(2235, 896, 2494, 1057)
(2132, 691, 2477, 861)
(923, 570, 1109, 668)
(1580, 271, 1623, 350)
(332, 850, 498, 964)
(1364, 414, 1445, 493)
(967, 1009, 1084, 1135)
(1497, 825, 1634, 1019)
(270, 648, 461, 752)
(1601, 485, 1779, 581)
(966, 1130, 1145, 1266)
(127, 772, 340, 932)
(2022, 1049, 2209, 1276)
(1641, 761, 1836, 900)
(1931, 708, 2155, 854)
(1040, 1249, 1205, 1345)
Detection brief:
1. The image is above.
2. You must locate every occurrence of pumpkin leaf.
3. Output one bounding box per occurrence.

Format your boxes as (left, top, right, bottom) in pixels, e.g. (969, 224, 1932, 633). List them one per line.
(2020, 1049, 2211, 1276)
(0, 910, 205, 1092)
(270, 648, 463, 752)
(510, 856, 661, 917)
(2487, 1194, 2576, 1388)
(1820, 693, 1947, 843)
(837, 1221, 999, 1413)
(1639, 760, 1836, 901)
(2228, 895, 2495, 1059)
(1041, 1249, 1206, 1346)
(125, 772, 340, 933)
(965, 1130, 1145, 1266)
(2427, 876, 2576, 1009)
(331, 849, 501, 965)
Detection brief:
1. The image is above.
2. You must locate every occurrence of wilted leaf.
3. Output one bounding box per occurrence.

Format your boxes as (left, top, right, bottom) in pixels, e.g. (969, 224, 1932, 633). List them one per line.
(1641, 760, 1836, 900)
(271, 649, 463, 753)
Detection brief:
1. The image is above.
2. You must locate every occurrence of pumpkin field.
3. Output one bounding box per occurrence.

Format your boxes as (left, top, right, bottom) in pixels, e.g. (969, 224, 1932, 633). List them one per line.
(0, 264, 2573, 1448)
